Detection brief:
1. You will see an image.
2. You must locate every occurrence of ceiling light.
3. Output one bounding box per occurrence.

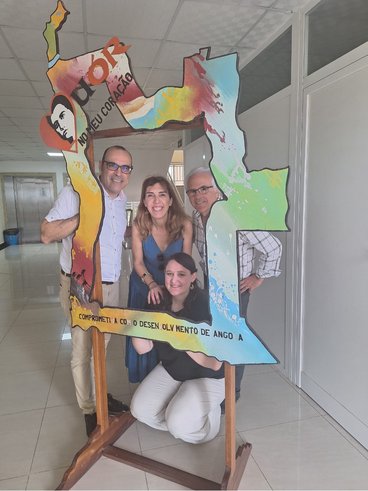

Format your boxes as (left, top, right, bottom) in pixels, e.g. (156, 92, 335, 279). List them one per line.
(47, 152, 63, 157)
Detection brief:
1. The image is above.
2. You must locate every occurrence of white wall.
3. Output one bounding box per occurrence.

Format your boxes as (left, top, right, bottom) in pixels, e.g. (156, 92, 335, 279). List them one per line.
(111, 148, 173, 202)
(301, 55, 368, 449)
(0, 192, 5, 238)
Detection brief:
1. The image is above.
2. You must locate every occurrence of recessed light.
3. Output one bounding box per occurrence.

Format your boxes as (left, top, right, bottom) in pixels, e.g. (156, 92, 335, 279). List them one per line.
(47, 152, 63, 157)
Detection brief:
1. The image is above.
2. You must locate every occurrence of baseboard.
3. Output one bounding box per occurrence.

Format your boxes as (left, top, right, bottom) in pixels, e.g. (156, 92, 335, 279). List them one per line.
(301, 371, 368, 450)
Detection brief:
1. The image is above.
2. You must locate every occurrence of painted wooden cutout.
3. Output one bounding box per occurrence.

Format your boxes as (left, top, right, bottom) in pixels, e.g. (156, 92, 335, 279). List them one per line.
(40, 1, 288, 365)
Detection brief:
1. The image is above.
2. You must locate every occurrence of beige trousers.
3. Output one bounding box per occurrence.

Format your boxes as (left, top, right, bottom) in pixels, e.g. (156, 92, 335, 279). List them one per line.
(131, 363, 224, 444)
(60, 273, 120, 414)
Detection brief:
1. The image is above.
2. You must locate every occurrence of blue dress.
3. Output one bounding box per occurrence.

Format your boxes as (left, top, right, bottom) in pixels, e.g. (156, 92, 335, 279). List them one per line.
(125, 234, 183, 383)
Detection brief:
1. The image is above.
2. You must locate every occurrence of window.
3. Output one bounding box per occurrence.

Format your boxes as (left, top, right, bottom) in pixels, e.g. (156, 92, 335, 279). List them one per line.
(168, 149, 184, 186)
(238, 27, 291, 113)
(307, 0, 368, 75)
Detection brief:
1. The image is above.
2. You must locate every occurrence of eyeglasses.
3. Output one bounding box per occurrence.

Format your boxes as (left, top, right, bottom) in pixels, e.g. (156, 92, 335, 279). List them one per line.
(186, 185, 213, 198)
(104, 160, 133, 174)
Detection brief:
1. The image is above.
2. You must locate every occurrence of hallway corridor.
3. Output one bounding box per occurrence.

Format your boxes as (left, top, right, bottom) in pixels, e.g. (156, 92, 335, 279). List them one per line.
(0, 244, 367, 490)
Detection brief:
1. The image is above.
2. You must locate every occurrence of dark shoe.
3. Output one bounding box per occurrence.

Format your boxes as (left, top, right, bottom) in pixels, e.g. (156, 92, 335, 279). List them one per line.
(220, 391, 241, 414)
(84, 412, 97, 437)
(220, 400, 225, 415)
(107, 393, 129, 415)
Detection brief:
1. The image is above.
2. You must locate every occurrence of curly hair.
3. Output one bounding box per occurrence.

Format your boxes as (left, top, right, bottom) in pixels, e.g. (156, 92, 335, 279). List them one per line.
(134, 176, 190, 242)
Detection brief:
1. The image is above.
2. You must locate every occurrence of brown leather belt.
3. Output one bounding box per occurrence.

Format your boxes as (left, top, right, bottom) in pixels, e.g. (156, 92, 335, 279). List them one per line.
(62, 268, 113, 285)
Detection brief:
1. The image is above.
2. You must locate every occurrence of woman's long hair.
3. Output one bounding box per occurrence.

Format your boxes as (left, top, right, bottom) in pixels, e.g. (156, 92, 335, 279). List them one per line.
(161, 252, 201, 311)
(134, 176, 190, 242)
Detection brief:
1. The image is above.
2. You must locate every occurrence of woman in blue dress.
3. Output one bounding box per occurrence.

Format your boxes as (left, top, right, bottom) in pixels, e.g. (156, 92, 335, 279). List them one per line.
(126, 176, 193, 382)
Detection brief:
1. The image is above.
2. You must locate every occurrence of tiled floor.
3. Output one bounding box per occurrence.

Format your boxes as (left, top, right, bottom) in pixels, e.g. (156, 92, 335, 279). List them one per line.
(0, 243, 368, 490)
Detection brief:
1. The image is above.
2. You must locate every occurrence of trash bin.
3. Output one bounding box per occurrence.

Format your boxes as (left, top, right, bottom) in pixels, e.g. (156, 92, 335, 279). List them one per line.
(3, 228, 20, 246)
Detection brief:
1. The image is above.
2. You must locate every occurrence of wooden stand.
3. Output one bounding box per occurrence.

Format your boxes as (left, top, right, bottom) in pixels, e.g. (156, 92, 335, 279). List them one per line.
(57, 342, 251, 490)
(57, 125, 251, 489)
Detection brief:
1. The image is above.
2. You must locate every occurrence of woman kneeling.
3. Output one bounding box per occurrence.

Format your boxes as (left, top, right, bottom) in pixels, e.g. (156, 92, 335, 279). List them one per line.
(130, 252, 224, 444)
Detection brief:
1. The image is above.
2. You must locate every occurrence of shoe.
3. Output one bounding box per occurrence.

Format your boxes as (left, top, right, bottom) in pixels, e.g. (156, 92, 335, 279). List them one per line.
(107, 393, 129, 415)
(220, 400, 225, 415)
(84, 412, 97, 437)
(220, 391, 241, 414)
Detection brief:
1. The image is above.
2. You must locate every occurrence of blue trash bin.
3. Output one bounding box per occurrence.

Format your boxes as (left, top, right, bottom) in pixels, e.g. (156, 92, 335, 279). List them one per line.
(3, 228, 20, 246)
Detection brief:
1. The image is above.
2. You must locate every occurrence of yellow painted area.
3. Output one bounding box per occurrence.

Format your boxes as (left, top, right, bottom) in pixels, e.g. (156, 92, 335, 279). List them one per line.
(43, 0, 68, 61)
(70, 297, 206, 353)
(264, 168, 285, 189)
(60, 146, 103, 264)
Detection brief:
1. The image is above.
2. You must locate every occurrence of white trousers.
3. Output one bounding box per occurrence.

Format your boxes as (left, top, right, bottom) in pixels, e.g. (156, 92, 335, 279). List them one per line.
(60, 273, 120, 414)
(131, 363, 224, 444)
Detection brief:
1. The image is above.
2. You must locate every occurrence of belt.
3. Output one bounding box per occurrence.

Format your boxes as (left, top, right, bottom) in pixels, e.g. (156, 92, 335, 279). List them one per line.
(62, 268, 114, 285)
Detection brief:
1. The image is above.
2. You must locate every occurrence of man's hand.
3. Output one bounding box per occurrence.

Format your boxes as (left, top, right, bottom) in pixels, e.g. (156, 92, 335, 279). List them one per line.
(40, 214, 79, 244)
(239, 274, 264, 294)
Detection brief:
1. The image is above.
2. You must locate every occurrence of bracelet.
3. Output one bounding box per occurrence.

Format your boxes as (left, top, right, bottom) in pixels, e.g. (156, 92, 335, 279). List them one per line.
(147, 280, 156, 289)
(141, 271, 152, 283)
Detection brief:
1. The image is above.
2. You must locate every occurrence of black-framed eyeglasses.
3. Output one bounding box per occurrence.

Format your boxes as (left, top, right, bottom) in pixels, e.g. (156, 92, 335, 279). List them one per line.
(157, 253, 165, 271)
(103, 160, 133, 174)
(186, 185, 213, 198)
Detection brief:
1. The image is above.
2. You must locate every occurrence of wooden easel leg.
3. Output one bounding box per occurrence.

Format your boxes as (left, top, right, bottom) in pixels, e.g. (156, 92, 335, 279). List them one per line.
(221, 363, 252, 490)
(56, 327, 136, 490)
(92, 328, 109, 432)
(56, 412, 136, 490)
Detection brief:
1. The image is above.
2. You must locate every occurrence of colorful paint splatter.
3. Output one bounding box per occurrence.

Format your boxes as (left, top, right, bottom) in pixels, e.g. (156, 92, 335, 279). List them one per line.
(40, 1, 288, 364)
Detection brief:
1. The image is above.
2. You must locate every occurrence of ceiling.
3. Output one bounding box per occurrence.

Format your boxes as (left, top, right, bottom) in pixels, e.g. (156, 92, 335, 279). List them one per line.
(0, 0, 311, 163)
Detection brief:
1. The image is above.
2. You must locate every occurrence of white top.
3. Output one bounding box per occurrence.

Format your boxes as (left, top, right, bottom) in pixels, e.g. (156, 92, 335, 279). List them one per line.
(45, 184, 127, 282)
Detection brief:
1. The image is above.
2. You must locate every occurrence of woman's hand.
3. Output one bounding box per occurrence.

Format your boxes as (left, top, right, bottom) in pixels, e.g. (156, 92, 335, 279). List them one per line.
(132, 337, 153, 354)
(147, 282, 164, 305)
(186, 351, 223, 371)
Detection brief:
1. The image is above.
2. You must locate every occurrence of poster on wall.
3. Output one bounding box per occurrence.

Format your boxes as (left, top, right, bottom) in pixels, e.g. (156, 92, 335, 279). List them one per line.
(40, 1, 289, 365)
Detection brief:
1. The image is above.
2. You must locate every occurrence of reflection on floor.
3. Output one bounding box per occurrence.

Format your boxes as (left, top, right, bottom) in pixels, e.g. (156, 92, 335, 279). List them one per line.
(0, 244, 368, 490)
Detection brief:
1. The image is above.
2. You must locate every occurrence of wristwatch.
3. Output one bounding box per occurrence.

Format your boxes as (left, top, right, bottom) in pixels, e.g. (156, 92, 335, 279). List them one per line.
(141, 271, 151, 283)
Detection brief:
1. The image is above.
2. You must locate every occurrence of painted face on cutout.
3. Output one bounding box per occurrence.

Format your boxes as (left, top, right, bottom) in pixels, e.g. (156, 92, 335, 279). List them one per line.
(186, 172, 220, 219)
(143, 183, 172, 220)
(99, 147, 132, 198)
(164, 259, 196, 299)
(50, 104, 75, 142)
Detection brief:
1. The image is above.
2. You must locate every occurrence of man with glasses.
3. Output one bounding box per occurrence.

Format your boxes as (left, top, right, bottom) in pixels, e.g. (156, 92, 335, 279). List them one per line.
(41, 145, 132, 436)
(185, 167, 282, 408)
(185, 168, 222, 281)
